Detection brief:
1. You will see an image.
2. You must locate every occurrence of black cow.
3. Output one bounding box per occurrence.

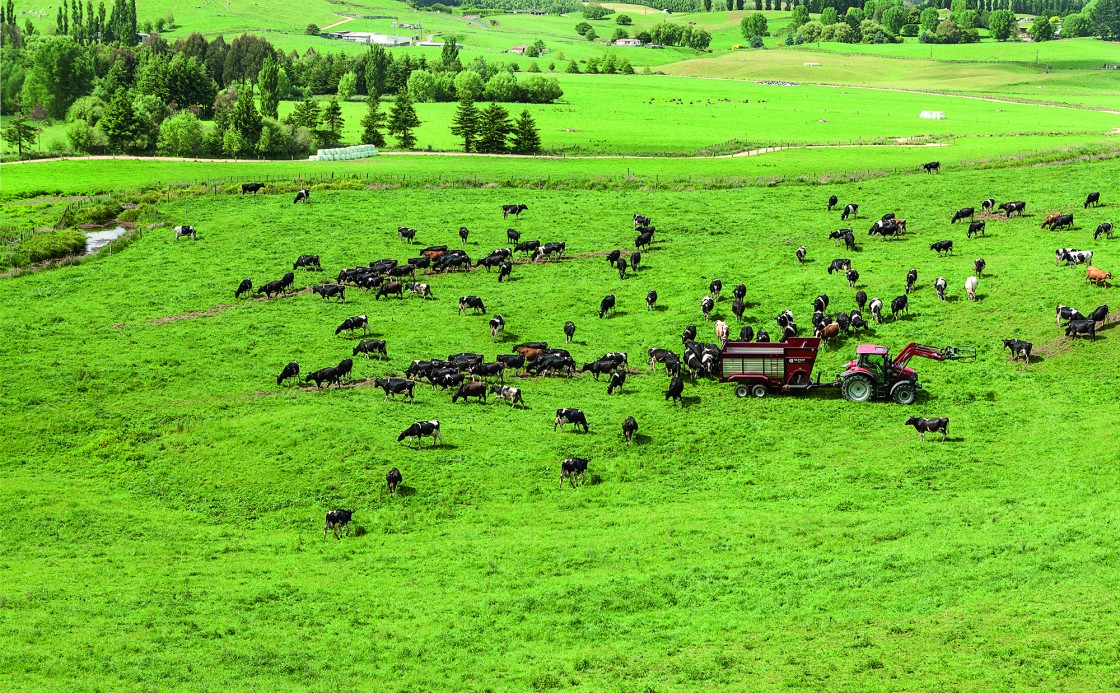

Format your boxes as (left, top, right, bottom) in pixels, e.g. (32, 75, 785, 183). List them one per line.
(630, 251, 641, 272)
(336, 315, 368, 336)
(1003, 339, 1032, 362)
(555, 408, 589, 432)
(841, 203, 858, 220)
(682, 325, 697, 342)
(951, 207, 975, 224)
(855, 290, 867, 311)
(905, 417, 949, 442)
(796, 245, 807, 263)
(279, 272, 295, 292)
(397, 226, 417, 244)
(1085, 192, 1100, 209)
(459, 226, 469, 245)
(459, 296, 486, 315)
(313, 284, 346, 302)
(664, 374, 684, 404)
(323, 509, 352, 539)
(966, 220, 986, 239)
(923, 161, 940, 174)
(472, 362, 506, 380)
(1000, 201, 1026, 218)
(930, 240, 954, 256)
(622, 416, 638, 444)
(276, 361, 300, 386)
(496, 354, 526, 373)
(1094, 223, 1114, 240)
(398, 420, 443, 447)
(241, 182, 265, 194)
(386, 468, 402, 496)
(306, 367, 341, 390)
(709, 279, 722, 300)
(738, 325, 754, 342)
(452, 381, 488, 403)
(827, 258, 851, 274)
(564, 320, 576, 343)
(502, 203, 528, 219)
(813, 294, 829, 313)
(293, 188, 310, 203)
(599, 294, 616, 319)
(827, 195, 839, 211)
(1052, 214, 1075, 231)
(607, 370, 626, 395)
(294, 254, 321, 270)
(335, 358, 353, 380)
(974, 258, 986, 277)
(616, 257, 628, 280)
(235, 278, 252, 298)
(256, 280, 285, 298)
(560, 457, 589, 488)
(531, 354, 576, 377)
(883, 213, 896, 223)
(891, 295, 909, 320)
(507, 228, 521, 245)
(846, 269, 859, 289)
(375, 378, 416, 402)
(1088, 305, 1109, 324)
(1065, 319, 1096, 340)
(635, 232, 653, 251)
(634, 214, 652, 227)
(580, 358, 616, 380)
(732, 297, 745, 322)
(375, 281, 403, 300)
(641, 290, 655, 311)
(353, 339, 388, 359)
(606, 249, 622, 266)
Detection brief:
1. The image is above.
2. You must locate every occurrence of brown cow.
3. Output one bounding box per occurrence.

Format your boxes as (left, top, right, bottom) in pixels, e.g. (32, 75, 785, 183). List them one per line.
(516, 347, 544, 361)
(1086, 267, 1113, 287)
(1041, 213, 1061, 230)
(814, 322, 840, 340)
(422, 249, 445, 261)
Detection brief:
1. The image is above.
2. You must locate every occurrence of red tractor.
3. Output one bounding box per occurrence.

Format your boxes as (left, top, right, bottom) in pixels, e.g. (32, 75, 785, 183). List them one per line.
(836, 343, 974, 404)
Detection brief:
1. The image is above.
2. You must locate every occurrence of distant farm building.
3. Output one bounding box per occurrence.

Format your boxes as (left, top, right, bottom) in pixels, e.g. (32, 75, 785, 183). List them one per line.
(327, 32, 412, 46)
(510, 45, 528, 54)
(614, 37, 642, 46)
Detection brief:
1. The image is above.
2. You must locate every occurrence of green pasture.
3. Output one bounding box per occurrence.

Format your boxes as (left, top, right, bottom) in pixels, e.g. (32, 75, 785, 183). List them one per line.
(1, 158, 1119, 689)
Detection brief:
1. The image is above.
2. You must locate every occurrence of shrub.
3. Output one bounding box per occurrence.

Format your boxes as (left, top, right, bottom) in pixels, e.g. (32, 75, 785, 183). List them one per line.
(66, 96, 106, 125)
(797, 20, 823, 43)
(616, 14, 632, 25)
(12, 229, 87, 266)
(900, 23, 919, 36)
(74, 201, 121, 226)
(749, 34, 765, 48)
(1060, 13, 1092, 37)
(66, 119, 108, 154)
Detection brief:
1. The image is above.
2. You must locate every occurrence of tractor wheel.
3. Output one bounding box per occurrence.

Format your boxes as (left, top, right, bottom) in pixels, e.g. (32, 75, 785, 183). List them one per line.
(892, 383, 917, 405)
(842, 375, 874, 402)
(751, 384, 767, 398)
(735, 384, 749, 398)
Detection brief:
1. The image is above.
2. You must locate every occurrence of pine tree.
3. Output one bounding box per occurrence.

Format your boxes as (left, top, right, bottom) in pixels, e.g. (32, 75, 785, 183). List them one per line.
(287, 97, 321, 129)
(449, 97, 480, 152)
(475, 102, 512, 154)
(323, 98, 344, 134)
(258, 56, 279, 119)
(2, 112, 39, 158)
(510, 109, 541, 155)
(99, 87, 139, 152)
(227, 85, 262, 152)
(360, 93, 387, 147)
(387, 89, 420, 149)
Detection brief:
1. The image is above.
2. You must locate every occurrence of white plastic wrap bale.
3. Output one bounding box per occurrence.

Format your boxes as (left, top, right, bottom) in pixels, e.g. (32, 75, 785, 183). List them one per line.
(919, 110, 945, 119)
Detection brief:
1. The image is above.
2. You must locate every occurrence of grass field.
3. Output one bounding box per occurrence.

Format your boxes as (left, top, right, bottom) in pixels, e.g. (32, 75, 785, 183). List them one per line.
(1, 156, 1119, 689)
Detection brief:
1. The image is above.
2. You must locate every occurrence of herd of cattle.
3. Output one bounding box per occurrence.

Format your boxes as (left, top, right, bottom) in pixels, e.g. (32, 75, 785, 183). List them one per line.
(216, 183, 1112, 533)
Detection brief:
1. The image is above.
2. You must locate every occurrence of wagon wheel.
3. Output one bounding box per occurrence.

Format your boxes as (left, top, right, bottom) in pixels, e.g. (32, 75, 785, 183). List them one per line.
(842, 375, 874, 402)
(891, 383, 917, 405)
(751, 384, 767, 398)
(735, 384, 749, 398)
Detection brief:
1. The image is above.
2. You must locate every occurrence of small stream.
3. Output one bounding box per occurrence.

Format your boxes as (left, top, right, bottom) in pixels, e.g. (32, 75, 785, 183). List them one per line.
(84, 226, 128, 254)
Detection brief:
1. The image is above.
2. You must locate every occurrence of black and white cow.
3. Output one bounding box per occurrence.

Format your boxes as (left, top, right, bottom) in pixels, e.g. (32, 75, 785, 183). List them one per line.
(534, 242, 566, 261)
(906, 269, 918, 294)
(397, 226, 417, 244)
(564, 320, 576, 343)
(1056, 304, 1085, 326)
(323, 509, 352, 539)
(375, 378, 416, 402)
(276, 361, 300, 386)
(398, 420, 443, 447)
(489, 315, 505, 341)
(869, 298, 883, 324)
(498, 262, 512, 283)
(930, 240, 954, 256)
(353, 339, 388, 359)
(459, 296, 486, 315)
(555, 409, 589, 433)
(966, 220, 986, 239)
(828, 258, 852, 274)
(981, 198, 995, 213)
(490, 384, 525, 407)
(294, 254, 321, 270)
(905, 417, 949, 442)
(560, 457, 589, 488)
(1094, 222, 1113, 240)
(974, 258, 986, 277)
(701, 296, 714, 321)
(607, 370, 626, 395)
(738, 325, 754, 342)
(846, 269, 860, 289)
(634, 214, 652, 228)
(336, 315, 368, 336)
(951, 207, 974, 224)
(241, 182, 265, 194)
(1003, 339, 1032, 362)
(622, 416, 638, 444)
(646, 290, 658, 311)
(599, 294, 616, 319)
(1002, 201, 1026, 218)
(1058, 249, 1092, 267)
(813, 293, 829, 313)
(313, 284, 346, 302)
(796, 245, 807, 263)
(891, 295, 909, 320)
(709, 279, 722, 300)
(293, 188, 310, 203)
(502, 203, 528, 219)
(407, 282, 432, 299)
(235, 278, 252, 298)
(174, 225, 196, 240)
(934, 277, 947, 301)
(841, 203, 859, 220)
